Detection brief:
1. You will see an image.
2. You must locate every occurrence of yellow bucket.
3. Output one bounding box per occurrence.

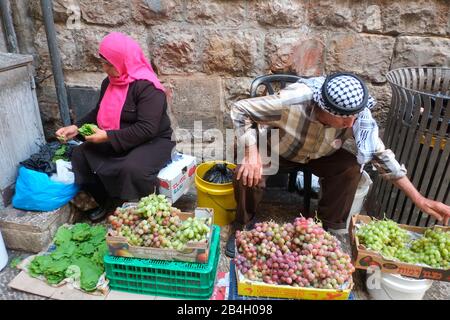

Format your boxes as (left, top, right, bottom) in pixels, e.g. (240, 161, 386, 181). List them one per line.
(195, 161, 237, 226)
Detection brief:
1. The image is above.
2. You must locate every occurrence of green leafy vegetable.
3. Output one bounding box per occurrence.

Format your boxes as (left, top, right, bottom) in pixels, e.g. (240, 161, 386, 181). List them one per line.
(78, 124, 98, 137)
(51, 242, 77, 260)
(44, 258, 71, 284)
(75, 242, 95, 258)
(9, 257, 22, 269)
(28, 223, 108, 292)
(91, 243, 108, 268)
(89, 225, 107, 246)
(52, 144, 69, 162)
(29, 255, 53, 278)
(71, 223, 91, 242)
(65, 265, 81, 282)
(72, 257, 103, 292)
(54, 226, 72, 245)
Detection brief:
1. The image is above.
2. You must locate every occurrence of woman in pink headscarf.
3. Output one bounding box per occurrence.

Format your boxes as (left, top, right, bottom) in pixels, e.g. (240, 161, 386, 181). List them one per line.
(56, 32, 175, 221)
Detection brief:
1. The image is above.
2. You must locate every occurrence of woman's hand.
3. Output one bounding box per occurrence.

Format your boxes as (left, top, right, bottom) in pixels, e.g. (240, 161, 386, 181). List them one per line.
(55, 125, 78, 143)
(84, 127, 109, 144)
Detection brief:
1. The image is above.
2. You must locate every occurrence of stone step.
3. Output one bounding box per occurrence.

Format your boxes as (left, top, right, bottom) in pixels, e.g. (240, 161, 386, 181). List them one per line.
(0, 205, 73, 253)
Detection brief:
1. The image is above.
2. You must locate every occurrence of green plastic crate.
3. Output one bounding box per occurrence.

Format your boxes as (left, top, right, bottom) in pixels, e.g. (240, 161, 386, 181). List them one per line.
(104, 225, 220, 299)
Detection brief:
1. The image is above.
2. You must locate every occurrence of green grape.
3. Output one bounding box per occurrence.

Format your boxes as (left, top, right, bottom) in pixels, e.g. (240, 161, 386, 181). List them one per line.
(409, 228, 450, 269)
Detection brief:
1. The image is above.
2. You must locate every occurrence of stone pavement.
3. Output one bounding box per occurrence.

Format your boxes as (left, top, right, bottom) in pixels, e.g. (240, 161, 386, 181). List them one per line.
(1, 188, 448, 300)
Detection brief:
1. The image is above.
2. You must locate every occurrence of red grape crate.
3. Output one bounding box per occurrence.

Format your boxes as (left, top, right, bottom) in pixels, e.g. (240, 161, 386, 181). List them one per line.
(233, 217, 355, 300)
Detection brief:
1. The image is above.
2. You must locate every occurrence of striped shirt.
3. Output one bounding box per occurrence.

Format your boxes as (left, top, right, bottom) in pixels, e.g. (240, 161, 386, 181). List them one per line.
(230, 82, 407, 180)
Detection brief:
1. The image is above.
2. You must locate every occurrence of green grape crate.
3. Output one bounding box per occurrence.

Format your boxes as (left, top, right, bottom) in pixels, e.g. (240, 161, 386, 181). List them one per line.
(104, 225, 220, 299)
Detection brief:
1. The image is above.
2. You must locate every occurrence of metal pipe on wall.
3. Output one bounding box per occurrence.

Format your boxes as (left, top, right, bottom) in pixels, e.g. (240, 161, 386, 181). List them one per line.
(0, 0, 19, 53)
(40, 0, 71, 126)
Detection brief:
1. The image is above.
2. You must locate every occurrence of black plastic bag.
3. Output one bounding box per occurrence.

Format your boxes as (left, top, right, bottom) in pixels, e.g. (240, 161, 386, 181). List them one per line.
(203, 163, 234, 184)
(20, 142, 75, 175)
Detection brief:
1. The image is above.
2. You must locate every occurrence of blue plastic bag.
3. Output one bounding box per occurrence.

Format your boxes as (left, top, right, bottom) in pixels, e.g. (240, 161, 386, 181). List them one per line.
(12, 166, 79, 212)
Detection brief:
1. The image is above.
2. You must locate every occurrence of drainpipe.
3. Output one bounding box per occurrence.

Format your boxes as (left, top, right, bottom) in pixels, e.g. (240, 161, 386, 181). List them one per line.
(40, 0, 71, 126)
(0, 0, 19, 53)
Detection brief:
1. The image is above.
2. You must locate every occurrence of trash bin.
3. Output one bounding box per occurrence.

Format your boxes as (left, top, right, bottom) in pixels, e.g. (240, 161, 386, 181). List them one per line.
(369, 67, 450, 227)
(195, 161, 237, 226)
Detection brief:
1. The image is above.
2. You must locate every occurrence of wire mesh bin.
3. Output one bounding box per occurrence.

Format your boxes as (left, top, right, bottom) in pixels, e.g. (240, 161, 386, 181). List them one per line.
(104, 225, 220, 299)
(369, 67, 450, 227)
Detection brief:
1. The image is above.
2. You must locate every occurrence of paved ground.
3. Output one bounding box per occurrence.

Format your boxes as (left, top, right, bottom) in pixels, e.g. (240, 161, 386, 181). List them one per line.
(1, 187, 448, 300)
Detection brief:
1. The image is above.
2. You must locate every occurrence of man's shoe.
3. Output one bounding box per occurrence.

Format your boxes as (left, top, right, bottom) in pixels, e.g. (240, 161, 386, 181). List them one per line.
(244, 217, 258, 231)
(225, 233, 236, 258)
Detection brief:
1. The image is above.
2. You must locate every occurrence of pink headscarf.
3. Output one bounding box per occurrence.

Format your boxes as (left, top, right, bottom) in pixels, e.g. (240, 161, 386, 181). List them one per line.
(97, 32, 165, 130)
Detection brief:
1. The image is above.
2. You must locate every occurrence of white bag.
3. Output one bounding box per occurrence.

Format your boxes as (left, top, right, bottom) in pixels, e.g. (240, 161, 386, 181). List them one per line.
(50, 159, 75, 184)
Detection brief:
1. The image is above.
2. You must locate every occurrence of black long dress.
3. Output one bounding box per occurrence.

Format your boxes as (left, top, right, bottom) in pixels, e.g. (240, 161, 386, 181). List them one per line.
(71, 78, 175, 204)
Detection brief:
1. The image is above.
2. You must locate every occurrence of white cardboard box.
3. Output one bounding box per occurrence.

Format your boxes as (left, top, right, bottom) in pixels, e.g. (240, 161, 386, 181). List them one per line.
(157, 153, 197, 203)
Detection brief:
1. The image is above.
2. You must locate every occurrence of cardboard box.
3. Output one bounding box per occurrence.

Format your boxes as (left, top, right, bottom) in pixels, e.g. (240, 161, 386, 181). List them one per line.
(235, 267, 352, 300)
(106, 207, 214, 263)
(350, 214, 450, 282)
(157, 153, 196, 203)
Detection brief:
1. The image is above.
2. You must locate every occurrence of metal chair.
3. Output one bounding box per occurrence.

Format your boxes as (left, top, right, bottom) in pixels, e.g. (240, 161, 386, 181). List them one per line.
(250, 74, 313, 214)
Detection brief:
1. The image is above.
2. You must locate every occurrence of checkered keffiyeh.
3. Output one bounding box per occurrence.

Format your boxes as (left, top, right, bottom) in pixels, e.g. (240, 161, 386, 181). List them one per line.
(298, 75, 379, 165)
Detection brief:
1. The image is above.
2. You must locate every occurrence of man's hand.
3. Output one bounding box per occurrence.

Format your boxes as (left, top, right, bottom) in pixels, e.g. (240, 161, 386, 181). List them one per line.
(55, 125, 78, 143)
(393, 176, 450, 225)
(415, 196, 450, 226)
(84, 127, 109, 144)
(236, 144, 262, 188)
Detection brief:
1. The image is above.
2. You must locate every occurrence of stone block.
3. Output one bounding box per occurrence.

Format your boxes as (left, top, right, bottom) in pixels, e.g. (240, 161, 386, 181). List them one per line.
(248, 0, 306, 27)
(148, 25, 201, 75)
(382, 1, 448, 36)
(34, 24, 81, 72)
(391, 36, 450, 69)
(29, 0, 72, 23)
(162, 76, 224, 132)
(131, 0, 184, 25)
(265, 30, 302, 74)
(79, 0, 131, 26)
(325, 32, 395, 84)
(203, 30, 264, 76)
(265, 32, 325, 76)
(308, 0, 360, 31)
(0, 205, 71, 253)
(291, 37, 325, 77)
(362, 5, 382, 32)
(186, 0, 246, 27)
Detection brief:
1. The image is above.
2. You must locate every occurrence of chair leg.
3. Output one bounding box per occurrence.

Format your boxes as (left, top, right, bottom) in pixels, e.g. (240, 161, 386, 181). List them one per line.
(303, 169, 312, 215)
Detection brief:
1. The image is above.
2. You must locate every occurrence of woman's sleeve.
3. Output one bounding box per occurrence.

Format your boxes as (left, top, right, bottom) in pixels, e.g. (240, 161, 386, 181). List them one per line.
(107, 81, 166, 153)
(75, 78, 109, 127)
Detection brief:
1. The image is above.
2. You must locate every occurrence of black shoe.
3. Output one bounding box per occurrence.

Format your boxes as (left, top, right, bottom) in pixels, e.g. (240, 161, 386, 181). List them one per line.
(244, 217, 258, 231)
(86, 198, 122, 222)
(225, 233, 236, 258)
(87, 206, 110, 222)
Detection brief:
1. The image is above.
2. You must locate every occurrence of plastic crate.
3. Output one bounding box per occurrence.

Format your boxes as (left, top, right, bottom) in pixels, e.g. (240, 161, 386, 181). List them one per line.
(228, 261, 355, 300)
(104, 225, 220, 300)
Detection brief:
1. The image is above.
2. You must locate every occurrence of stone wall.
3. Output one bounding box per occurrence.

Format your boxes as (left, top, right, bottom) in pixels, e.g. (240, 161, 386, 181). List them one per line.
(11, 0, 450, 152)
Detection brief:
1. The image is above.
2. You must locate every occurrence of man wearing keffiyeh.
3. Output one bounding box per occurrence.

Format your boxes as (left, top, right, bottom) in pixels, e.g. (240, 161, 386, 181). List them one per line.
(225, 72, 450, 258)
